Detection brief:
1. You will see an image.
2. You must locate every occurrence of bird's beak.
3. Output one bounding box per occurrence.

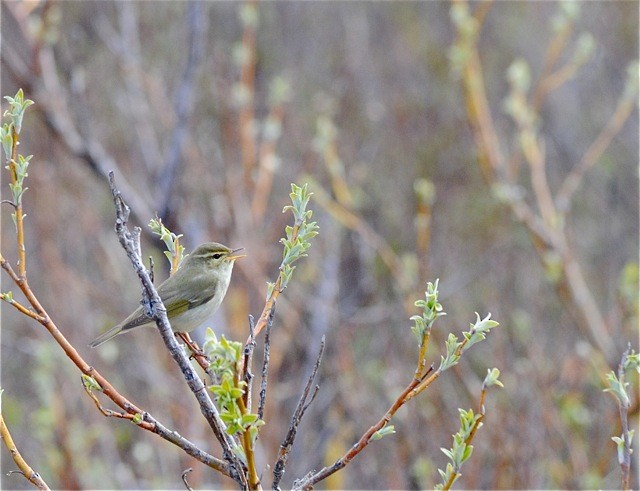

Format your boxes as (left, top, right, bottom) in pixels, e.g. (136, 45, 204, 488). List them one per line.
(227, 247, 246, 261)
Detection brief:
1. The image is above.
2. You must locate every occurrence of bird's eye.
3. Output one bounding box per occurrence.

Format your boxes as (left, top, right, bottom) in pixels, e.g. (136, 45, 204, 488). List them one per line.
(212, 253, 223, 260)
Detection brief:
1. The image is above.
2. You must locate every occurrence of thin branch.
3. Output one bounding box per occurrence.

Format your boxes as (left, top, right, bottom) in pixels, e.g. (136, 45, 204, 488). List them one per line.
(251, 100, 286, 221)
(556, 87, 637, 214)
(531, 16, 575, 110)
(145, 412, 231, 475)
(524, 139, 556, 228)
(0, 255, 232, 476)
(181, 468, 194, 491)
(294, 359, 437, 490)
(239, 1, 258, 190)
(273, 336, 325, 490)
(108, 171, 247, 487)
(177, 331, 211, 372)
(258, 306, 275, 421)
(312, 184, 413, 298)
(35, 46, 156, 223)
(616, 345, 633, 491)
(6, 124, 27, 278)
(0, 292, 46, 322)
(294, 376, 418, 490)
(1, 199, 18, 208)
(242, 315, 257, 412)
(454, 0, 616, 360)
(0, 408, 51, 491)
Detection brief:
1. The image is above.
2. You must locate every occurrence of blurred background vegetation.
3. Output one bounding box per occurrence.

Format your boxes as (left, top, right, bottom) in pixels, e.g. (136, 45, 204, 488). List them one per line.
(1, 1, 638, 489)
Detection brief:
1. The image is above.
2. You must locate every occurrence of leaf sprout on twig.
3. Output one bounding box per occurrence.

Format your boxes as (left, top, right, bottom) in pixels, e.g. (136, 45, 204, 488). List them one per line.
(148, 216, 186, 274)
(604, 344, 639, 490)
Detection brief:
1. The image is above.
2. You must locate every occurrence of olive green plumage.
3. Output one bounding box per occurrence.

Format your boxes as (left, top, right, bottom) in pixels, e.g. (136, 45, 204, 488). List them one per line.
(89, 242, 244, 348)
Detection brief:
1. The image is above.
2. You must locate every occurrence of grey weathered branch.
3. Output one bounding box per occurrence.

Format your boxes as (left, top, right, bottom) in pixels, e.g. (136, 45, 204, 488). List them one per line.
(258, 306, 276, 421)
(273, 336, 325, 490)
(109, 171, 247, 488)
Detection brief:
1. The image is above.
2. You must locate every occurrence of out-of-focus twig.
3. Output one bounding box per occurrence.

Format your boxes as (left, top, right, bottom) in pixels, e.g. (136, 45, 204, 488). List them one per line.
(252, 77, 290, 222)
(158, 0, 207, 223)
(311, 183, 413, 298)
(556, 69, 638, 214)
(238, 1, 258, 190)
(1, 3, 155, 225)
(452, 0, 617, 360)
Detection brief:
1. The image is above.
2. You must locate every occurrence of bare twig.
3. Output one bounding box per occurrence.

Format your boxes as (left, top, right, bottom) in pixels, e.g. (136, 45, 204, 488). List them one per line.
(454, 0, 616, 360)
(181, 468, 194, 491)
(251, 99, 286, 221)
(0, 405, 51, 491)
(145, 412, 230, 474)
(312, 184, 413, 299)
(293, 356, 437, 490)
(273, 336, 325, 490)
(239, 1, 258, 190)
(108, 172, 247, 487)
(258, 306, 275, 421)
(82, 378, 226, 472)
(1, 199, 17, 208)
(242, 315, 257, 412)
(556, 88, 637, 215)
(36, 47, 155, 223)
(293, 377, 418, 490)
(0, 293, 46, 322)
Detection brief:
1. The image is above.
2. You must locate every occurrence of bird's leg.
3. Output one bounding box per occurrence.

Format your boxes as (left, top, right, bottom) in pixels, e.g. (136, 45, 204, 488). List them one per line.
(176, 332, 210, 369)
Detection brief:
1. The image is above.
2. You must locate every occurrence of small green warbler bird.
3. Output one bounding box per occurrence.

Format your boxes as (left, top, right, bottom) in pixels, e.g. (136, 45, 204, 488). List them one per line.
(89, 242, 245, 348)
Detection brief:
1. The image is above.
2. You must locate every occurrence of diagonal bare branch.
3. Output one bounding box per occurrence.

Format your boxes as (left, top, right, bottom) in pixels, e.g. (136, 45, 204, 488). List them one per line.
(272, 336, 325, 490)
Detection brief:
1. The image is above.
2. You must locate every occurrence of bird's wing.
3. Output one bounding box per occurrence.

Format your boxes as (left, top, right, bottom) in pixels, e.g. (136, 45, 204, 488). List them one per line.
(157, 272, 220, 317)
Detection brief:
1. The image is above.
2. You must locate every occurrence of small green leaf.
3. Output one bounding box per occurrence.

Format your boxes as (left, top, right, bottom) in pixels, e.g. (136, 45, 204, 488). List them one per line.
(81, 374, 103, 392)
(1, 123, 13, 160)
(483, 367, 504, 388)
(132, 413, 144, 425)
(371, 424, 396, 441)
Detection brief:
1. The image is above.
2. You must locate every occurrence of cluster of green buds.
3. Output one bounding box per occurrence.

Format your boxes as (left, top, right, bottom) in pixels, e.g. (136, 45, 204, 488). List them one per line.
(435, 408, 481, 490)
(410, 279, 446, 345)
(2, 90, 35, 228)
(203, 329, 264, 445)
(503, 59, 536, 129)
(439, 313, 499, 372)
(2, 89, 33, 138)
(148, 217, 186, 273)
(436, 369, 502, 490)
(448, 2, 479, 76)
(266, 183, 319, 298)
(604, 348, 639, 464)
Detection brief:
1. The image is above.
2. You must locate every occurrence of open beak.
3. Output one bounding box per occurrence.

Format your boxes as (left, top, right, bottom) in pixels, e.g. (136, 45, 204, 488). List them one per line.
(227, 247, 246, 261)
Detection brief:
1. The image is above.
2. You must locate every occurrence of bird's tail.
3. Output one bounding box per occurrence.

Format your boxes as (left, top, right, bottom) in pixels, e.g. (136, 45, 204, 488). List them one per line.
(89, 324, 123, 348)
